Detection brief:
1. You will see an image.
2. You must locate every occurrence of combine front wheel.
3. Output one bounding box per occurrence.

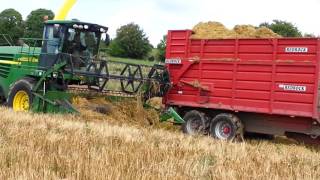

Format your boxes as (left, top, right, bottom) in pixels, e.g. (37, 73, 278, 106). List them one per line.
(7, 78, 35, 112)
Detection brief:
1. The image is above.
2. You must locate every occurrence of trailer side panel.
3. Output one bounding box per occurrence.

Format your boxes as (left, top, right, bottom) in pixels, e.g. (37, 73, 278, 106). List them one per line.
(165, 30, 320, 119)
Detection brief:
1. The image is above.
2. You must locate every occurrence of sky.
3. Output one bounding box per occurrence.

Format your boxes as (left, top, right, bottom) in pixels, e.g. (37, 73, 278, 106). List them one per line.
(0, 0, 320, 46)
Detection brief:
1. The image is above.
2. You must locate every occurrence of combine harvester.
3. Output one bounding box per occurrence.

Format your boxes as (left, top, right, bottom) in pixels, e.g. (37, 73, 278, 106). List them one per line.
(1, 0, 320, 145)
(0, 21, 171, 111)
(0, 0, 178, 121)
(0, 1, 172, 114)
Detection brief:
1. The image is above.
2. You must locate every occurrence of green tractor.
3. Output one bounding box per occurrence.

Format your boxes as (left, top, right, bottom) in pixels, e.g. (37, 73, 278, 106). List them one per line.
(0, 20, 174, 115)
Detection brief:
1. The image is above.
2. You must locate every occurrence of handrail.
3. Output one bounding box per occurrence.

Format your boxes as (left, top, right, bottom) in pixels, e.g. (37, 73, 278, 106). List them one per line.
(0, 34, 13, 46)
(18, 38, 53, 62)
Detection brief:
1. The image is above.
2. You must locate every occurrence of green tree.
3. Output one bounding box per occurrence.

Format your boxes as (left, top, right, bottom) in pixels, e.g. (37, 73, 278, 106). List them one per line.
(108, 23, 152, 59)
(259, 20, 302, 37)
(25, 9, 54, 39)
(0, 9, 24, 44)
(156, 35, 167, 62)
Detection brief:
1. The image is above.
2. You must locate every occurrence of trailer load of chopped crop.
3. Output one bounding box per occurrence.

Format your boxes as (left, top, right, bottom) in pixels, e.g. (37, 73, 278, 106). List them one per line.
(191, 21, 281, 39)
(233, 25, 257, 38)
(255, 27, 282, 38)
(191, 22, 237, 39)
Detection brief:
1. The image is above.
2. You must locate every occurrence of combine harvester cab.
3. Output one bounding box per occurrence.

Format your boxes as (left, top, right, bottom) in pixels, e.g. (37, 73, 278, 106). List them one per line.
(164, 30, 320, 144)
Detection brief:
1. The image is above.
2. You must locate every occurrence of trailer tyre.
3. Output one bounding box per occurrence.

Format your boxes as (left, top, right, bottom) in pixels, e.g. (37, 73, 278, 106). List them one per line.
(210, 113, 244, 141)
(182, 110, 207, 135)
(7, 78, 35, 112)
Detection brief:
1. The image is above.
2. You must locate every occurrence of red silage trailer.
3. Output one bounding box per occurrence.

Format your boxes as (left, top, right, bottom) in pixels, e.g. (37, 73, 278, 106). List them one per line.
(164, 30, 320, 143)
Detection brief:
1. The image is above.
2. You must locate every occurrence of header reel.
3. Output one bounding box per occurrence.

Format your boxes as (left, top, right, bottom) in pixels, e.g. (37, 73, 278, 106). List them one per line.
(32, 53, 171, 113)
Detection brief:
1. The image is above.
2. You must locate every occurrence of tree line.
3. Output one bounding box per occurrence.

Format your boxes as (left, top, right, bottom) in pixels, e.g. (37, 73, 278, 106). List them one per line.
(0, 8, 315, 62)
(0, 8, 156, 60)
(0, 8, 54, 43)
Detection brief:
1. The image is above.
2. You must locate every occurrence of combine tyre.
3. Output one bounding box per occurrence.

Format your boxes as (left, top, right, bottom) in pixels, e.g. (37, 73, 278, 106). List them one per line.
(7, 78, 35, 112)
(182, 110, 208, 135)
(210, 113, 244, 141)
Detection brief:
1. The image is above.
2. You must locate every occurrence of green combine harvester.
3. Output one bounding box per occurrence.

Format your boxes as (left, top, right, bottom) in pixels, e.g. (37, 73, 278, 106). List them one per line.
(0, 20, 109, 112)
(0, 20, 183, 123)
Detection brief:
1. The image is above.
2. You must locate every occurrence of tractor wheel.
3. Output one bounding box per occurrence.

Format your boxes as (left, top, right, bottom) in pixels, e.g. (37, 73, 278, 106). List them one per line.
(7, 78, 35, 112)
(182, 110, 208, 135)
(210, 113, 244, 141)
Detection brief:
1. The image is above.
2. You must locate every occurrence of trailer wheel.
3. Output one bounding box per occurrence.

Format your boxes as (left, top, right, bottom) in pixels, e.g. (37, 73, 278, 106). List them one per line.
(7, 78, 35, 112)
(210, 113, 244, 141)
(182, 110, 208, 135)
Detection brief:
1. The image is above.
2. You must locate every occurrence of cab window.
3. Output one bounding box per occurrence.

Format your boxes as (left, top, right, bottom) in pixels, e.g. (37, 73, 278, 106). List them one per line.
(42, 24, 64, 54)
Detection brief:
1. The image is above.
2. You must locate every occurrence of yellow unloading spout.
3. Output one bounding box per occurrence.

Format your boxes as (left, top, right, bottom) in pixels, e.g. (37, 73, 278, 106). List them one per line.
(54, 0, 78, 20)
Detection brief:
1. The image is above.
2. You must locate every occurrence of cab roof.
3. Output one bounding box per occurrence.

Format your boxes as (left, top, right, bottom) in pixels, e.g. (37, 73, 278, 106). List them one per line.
(45, 20, 108, 31)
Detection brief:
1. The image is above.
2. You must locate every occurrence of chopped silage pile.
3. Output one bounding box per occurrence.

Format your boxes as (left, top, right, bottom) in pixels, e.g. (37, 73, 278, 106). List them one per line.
(192, 22, 237, 39)
(255, 26, 282, 38)
(72, 96, 176, 131)
(191, 21, 281, 39)
(233, 24, 257, 38)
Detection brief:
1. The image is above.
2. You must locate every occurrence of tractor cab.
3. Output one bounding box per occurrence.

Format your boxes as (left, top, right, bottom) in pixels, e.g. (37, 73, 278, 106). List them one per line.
(39, 20, 108, 69)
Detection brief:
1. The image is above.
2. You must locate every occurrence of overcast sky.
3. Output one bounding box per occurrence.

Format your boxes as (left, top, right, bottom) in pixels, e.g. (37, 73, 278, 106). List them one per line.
(1, 0, 320, 46)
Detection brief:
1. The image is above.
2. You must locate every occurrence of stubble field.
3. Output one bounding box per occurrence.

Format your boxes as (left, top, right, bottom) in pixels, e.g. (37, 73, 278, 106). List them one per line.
(1, 98, 320, 180)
